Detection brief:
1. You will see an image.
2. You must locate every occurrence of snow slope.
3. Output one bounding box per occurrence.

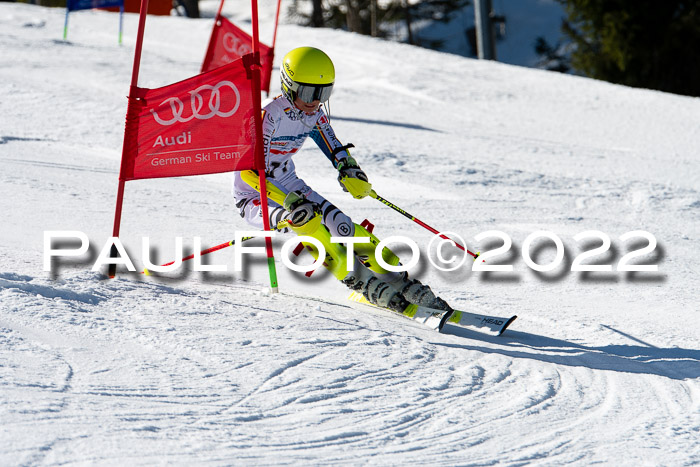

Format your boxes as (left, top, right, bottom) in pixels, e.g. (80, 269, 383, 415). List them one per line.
(1, 2, 699, 464)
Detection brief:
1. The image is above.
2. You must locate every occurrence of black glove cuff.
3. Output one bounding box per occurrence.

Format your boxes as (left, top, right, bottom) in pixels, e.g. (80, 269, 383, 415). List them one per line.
(332, 143, 355, 158)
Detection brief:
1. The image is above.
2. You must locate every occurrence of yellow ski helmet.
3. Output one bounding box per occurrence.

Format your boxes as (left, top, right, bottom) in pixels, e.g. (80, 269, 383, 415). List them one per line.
(280, 47, 335, 104)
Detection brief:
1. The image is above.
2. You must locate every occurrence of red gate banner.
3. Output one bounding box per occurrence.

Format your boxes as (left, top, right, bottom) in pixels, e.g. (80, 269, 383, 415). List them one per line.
(201, 15, 274, 94)
(120, 55, 257, 181)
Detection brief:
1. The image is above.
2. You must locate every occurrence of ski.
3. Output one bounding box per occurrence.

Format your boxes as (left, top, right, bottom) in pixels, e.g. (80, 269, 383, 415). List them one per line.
(347, 291, 455, 332)
(448, 308, 517, 336)
(348, 291, 516, 335)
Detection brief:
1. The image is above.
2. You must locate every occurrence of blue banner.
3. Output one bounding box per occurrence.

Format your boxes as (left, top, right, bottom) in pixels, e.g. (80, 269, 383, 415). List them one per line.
(67, 0, 124, 12)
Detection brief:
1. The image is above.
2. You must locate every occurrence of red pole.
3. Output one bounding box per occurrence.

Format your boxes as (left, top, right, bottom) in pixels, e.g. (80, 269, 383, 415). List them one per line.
(129, 0, 149, 89)
(251, 0, 279, 292)
(271, 0, 282, 49)
(141, 236, 254, 274)
(370, 190, 480, 259)
(215, 0, 225, 18)
(413, 219, 472, 255)
(201, 0, 226, 73)
(109, 0, 150, 278)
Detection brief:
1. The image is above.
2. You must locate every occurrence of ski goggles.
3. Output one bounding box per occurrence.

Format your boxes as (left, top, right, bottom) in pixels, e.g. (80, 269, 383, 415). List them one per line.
(295, 83, 334, 104)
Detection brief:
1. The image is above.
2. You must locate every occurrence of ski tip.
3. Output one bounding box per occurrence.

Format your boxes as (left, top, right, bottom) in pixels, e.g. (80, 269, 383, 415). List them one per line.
(498, 315, 518, 336)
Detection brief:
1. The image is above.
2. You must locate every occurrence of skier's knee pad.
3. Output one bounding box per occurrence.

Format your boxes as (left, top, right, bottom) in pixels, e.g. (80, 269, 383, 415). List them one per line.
(289, 219, 351, 281)
(286, 211, 322, 236)
(350, 223, 400, 275)
(286, 218, 402, 282)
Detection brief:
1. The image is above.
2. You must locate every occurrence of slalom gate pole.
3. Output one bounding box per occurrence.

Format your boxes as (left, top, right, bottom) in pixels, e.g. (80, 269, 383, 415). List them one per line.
(265, 0, 282, 97)
(63, 8, 69, 40)
(200, 0, 225, 73)
(215, 0, 225, 18)
(251, 0, 279, 293)
(271, 0, 281, 50)
(118, 5, 124, 45)
(108, 0, 150, 278)
(369, 190, 480, 259)
(142, 236, 254, 275)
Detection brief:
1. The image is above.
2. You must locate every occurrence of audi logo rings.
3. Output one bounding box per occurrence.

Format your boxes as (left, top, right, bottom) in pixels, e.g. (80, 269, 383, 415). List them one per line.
(150, 80, 241, 126)
(223, 33, 253, 56)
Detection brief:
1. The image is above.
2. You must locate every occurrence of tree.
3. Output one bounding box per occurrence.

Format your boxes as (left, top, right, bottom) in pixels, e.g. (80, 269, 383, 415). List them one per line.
(534, 36, 571, 73)
(556, 0, 700, 96)
(288, 0, 469, 47)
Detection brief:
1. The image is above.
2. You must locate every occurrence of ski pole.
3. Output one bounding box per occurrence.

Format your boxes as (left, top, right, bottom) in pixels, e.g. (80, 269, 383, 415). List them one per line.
(369, 190, 480, 259)
(142, 236, 255, 275)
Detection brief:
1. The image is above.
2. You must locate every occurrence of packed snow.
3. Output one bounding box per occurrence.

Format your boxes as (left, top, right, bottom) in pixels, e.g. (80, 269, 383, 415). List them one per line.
(1, 1, 699, 464)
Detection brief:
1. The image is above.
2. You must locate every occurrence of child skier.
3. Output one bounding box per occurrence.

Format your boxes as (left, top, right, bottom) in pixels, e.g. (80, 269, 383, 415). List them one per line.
(234, 46, 452, 315)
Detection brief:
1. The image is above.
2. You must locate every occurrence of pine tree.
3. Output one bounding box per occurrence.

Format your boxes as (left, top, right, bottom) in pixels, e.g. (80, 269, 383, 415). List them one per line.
(557, 0, 700, 96)
(534, 37, 571, 73)
(288, 0, 469, 46)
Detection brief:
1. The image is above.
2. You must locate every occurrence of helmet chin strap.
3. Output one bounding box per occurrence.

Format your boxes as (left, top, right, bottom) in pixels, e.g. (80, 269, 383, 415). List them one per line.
(281, 86, 330, 128)
(295, 99, 331, 130)
(282, 90, 309, 123)
(283, 90, 296, 108)
(295, 103, 318, 129)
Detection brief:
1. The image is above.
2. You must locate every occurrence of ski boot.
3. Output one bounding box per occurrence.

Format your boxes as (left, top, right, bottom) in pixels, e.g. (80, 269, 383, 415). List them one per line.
(341, 263, 410, 313)
(385, 272, 453, 312)
(345, 223, 454, 313)
(343, 265, 455, 331)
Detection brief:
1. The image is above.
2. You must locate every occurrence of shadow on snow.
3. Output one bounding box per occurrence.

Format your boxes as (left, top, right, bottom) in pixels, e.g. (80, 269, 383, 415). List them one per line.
(331, 115, 442, 133)
(439, 324, 700, 381)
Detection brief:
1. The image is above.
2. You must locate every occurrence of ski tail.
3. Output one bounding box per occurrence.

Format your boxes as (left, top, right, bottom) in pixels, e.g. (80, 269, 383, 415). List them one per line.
(348, 291, 453, 332)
